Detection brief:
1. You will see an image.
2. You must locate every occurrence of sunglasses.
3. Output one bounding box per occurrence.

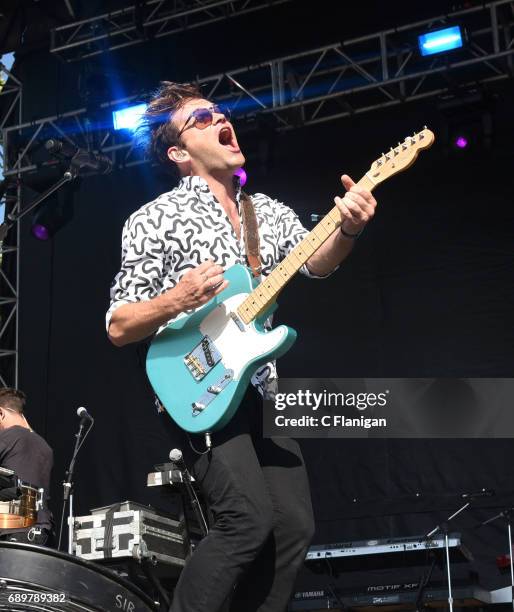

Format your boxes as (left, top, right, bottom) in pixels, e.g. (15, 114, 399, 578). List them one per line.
(177, 104, 231, 139)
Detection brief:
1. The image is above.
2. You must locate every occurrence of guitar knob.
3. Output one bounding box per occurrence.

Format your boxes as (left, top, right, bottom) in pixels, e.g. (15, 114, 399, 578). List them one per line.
(207, 385, 222, 394)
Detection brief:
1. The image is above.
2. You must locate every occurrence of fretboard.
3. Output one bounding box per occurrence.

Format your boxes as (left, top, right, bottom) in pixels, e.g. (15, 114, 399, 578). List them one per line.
(237, 175, 375, 324)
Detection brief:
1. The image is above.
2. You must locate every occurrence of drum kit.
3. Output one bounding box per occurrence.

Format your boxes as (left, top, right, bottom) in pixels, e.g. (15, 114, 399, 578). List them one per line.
(0, 466, 43, 530)
(0, 466, 160, 611)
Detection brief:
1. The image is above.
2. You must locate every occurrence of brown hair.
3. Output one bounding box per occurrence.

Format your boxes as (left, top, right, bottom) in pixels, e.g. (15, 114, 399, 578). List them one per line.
(0, 388, 26, 414)
(137, 81, 204, 176)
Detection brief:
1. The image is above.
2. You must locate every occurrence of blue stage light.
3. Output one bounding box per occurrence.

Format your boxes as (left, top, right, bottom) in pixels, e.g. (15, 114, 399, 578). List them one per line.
(418, 26, 463, 57)
(112, 103, 147, 131)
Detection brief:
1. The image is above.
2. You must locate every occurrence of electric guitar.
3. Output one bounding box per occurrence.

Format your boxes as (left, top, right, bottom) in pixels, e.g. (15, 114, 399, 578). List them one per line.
(146, 128, 435, 434)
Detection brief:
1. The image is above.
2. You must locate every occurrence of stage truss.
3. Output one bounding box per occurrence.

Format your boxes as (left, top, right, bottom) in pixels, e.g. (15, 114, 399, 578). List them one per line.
(50, 0, 293, 62)
(0, 63, 22, 388)
(3, 0, 513, 177)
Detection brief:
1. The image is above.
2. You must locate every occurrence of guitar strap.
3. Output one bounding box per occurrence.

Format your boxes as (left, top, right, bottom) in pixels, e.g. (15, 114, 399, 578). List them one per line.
(240, 191, 262, 278)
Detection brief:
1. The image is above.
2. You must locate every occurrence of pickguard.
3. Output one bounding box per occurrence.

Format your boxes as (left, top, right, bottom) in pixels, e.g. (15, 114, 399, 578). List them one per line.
(198, 293, 287, 380)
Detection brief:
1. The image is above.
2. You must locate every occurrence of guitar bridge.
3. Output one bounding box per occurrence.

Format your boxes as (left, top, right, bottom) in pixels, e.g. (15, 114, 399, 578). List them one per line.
(184, 335, 222, 381)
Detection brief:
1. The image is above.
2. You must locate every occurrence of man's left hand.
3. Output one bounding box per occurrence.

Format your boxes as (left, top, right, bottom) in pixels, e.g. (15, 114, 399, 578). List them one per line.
(334, 174, 377, 234)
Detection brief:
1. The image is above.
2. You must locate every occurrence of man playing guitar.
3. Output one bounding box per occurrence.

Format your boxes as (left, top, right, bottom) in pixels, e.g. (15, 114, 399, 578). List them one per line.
(107, 81, 377, 612)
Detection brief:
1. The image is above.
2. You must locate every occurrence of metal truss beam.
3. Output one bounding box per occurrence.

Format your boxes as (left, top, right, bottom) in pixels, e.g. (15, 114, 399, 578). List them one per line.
(50, 0, 293, 62)
(0, 62, 22, 388)
(5, 0, 514, 176)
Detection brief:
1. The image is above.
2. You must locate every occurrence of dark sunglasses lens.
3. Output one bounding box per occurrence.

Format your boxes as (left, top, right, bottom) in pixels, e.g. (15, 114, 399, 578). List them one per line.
(217, 105, 231, 120)
(194, 108, 214, 129)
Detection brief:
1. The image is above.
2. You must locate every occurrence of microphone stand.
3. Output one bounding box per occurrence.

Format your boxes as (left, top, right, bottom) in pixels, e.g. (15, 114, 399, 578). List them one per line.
(0, 168, 76, 241)
(422, 501, 471, 612)
(0, 146, 111, 241)
(58, 415, 94, 553)
(181, 466, 208, 538)
(481, 507, 514, 611)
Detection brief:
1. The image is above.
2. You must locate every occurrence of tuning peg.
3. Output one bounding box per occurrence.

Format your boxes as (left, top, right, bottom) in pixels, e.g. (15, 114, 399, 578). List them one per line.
(376, 159, 383, 166)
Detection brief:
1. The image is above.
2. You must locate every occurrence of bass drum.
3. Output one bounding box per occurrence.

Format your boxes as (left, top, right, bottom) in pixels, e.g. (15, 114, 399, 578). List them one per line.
(0, 541, 158, 611)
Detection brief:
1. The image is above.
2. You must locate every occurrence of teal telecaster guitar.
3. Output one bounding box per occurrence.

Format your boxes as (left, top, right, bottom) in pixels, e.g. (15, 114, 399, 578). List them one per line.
(146, 128, 435, 434)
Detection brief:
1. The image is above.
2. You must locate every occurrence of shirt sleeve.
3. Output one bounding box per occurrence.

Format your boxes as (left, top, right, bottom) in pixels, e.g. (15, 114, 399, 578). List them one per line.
(106, 208, 168, 332)
(273, 199, 336, 279)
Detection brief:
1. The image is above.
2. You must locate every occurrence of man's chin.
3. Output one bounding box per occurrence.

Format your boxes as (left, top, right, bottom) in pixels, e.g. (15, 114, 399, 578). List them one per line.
(229, 151, 245, 167)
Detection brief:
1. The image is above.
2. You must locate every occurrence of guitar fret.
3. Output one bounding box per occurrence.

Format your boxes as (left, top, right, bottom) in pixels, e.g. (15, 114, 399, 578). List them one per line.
(302, 240, 316, 256)
(314, 224, 330, 239)
(271, 273, 285, 290)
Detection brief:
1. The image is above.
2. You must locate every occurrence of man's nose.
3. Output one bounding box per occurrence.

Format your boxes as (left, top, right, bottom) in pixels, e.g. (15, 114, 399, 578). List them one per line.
(213, 113, 228, 125)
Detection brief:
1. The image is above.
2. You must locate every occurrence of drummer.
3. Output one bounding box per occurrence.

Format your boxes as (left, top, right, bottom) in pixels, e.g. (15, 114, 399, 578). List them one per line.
(0, 388, 54, 545)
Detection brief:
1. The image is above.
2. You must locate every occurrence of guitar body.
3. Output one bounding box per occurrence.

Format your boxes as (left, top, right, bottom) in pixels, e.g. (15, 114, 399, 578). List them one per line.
(146, 264, 297, 433)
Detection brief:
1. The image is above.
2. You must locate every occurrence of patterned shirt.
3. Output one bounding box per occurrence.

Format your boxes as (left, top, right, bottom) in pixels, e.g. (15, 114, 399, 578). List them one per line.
(107, 175, 327, 396)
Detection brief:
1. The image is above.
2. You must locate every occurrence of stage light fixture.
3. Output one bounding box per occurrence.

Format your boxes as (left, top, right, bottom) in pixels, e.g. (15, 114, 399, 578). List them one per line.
(31, 223, 50, 241)
(112, 103, 147, 131)
(454, 136, 468, 149)
(30, 189, 76, 241)
(418, 26, 463, 57)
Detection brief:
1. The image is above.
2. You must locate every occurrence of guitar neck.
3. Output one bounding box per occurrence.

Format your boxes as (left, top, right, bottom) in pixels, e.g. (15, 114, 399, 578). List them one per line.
(236, 126, 435, 324)
(237, 174, 376, 324)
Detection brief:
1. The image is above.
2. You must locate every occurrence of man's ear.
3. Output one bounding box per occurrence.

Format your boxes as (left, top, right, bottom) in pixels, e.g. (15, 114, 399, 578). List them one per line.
(167, 145, 189, 165)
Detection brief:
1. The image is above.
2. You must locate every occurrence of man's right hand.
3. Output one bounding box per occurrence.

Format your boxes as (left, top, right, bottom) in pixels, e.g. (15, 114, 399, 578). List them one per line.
(172, 260, 229, 311)
(108, 260, 229, 347)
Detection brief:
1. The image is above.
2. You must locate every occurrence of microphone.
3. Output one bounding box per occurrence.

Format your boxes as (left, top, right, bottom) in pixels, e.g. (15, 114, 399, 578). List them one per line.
(461, 488, 495, 499)
(45, 139, 113, 175)
(76, 406, 94, 422)
(147, 449, 189, 487)
(169, 448, 184, 466)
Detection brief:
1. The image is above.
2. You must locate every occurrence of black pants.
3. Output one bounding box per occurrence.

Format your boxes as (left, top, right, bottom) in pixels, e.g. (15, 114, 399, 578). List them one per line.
(167, 385, 315, 612)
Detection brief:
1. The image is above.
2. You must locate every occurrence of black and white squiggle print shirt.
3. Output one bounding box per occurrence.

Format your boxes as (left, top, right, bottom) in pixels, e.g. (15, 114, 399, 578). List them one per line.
(107, 175, 327, 396)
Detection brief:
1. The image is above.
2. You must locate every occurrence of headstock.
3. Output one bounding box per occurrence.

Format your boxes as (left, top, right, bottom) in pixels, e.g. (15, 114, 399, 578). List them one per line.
(366, 127, 435, 187)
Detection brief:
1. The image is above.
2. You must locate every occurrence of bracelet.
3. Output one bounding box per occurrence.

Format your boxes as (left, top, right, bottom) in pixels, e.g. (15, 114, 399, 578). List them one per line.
(340, 224, 363, 239)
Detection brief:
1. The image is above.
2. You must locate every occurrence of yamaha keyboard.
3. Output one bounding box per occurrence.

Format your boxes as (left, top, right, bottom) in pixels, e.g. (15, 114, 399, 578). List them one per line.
(288, 583, 490, 611)
(306, 533, 472, 573)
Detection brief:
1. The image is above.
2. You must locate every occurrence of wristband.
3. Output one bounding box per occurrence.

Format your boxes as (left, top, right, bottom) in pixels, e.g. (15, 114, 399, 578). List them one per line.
(340, 224, 363, 239)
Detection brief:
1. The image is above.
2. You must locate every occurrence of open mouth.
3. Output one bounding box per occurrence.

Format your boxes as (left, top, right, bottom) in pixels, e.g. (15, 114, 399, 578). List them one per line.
(218, 127, 239, 151)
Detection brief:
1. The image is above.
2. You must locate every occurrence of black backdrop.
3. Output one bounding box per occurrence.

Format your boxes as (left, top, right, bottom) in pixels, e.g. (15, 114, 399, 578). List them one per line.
(10, 29, 514, 593)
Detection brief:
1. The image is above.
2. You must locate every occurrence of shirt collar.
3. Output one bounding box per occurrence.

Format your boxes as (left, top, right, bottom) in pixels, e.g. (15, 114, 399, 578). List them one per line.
(177, 175, 243, 203)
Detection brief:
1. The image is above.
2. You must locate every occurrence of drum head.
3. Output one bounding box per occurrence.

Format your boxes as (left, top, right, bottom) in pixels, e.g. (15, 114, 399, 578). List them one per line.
(0, 541, 158, 611)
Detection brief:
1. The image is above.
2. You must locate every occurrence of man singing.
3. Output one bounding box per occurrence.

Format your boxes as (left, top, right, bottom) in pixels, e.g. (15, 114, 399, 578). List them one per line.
(107, 82, 377, 612)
